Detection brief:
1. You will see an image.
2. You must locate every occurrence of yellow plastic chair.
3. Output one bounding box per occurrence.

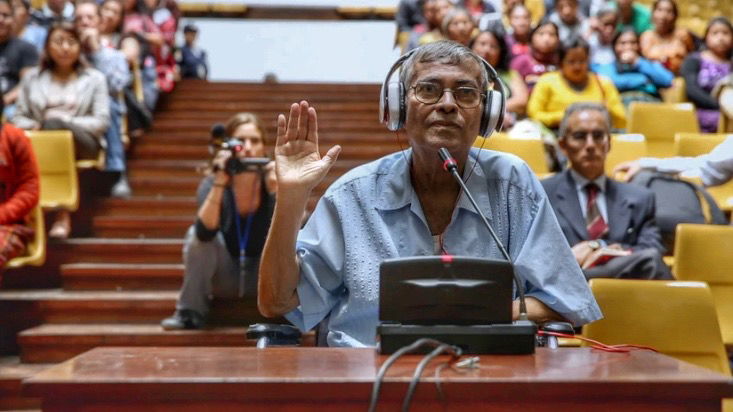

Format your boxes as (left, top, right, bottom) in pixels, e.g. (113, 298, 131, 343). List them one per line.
(674, 133, 733, 212)
(6, 204, 46, 268)
(606, 134, 647, 176)
(660, 77, 686, 104)
(25, 130, 79, 212)
(673, 224, 733, 349)
(583, 279, 731, 375)
(474, 133, 550, 174)
(627, 102, 699, 157)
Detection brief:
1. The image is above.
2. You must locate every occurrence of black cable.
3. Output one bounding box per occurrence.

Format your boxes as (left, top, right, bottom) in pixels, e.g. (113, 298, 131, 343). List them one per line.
(402, 344, 462, 412)
(368, 338, 447, 412)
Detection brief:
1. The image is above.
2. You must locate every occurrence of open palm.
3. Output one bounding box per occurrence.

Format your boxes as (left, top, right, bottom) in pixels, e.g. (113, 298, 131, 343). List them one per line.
(275, 101, 341, 197)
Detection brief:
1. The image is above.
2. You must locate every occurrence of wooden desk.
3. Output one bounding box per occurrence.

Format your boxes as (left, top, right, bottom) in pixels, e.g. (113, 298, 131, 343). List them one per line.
(23, 347, 733, 411)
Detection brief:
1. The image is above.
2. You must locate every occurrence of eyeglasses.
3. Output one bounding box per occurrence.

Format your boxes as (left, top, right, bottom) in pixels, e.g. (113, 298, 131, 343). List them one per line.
(566, 130, 609, 144)
(410, 82, 485, 109)
(50, 37, 80, 48)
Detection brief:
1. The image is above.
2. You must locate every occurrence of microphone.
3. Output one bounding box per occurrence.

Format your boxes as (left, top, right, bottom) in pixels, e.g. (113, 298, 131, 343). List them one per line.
(437, 147, 529, 321)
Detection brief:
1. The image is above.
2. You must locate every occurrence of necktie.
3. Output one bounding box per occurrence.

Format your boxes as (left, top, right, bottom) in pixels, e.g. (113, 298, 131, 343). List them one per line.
(586, 183, 608, 240)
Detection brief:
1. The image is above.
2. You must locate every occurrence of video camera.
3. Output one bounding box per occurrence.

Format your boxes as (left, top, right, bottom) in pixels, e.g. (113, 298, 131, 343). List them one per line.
(210, 124, 270, 176)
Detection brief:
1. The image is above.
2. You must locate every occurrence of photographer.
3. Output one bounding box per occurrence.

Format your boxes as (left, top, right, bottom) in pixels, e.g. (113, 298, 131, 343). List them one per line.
(161, 112, 275, 330)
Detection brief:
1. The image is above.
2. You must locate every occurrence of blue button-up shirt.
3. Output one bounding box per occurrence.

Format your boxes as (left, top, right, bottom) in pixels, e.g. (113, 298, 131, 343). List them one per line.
(286, 148, 602, 347)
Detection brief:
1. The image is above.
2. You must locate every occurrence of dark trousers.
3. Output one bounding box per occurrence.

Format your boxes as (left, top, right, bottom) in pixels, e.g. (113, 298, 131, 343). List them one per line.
(42, 119, 100, 160)
(583, 248, 674, 280)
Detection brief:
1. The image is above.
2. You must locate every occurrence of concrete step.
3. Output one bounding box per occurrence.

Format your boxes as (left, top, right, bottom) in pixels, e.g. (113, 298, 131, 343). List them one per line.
(95, 196, 198, 217)
(92, 216, 192, 238)
(61, 263, 184, 290)
(54, 239, 183, 264)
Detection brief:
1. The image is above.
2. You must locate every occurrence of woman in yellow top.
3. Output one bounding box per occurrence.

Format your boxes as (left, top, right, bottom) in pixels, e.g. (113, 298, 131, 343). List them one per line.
(527, 36, 627, 130)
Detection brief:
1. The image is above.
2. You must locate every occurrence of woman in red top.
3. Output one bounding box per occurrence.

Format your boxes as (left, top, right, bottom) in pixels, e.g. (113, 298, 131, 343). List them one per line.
(0, 122, 39, 269)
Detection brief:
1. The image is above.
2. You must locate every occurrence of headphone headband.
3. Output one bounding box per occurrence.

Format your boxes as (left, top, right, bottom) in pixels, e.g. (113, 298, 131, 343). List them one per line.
(379, 45, 506, 137)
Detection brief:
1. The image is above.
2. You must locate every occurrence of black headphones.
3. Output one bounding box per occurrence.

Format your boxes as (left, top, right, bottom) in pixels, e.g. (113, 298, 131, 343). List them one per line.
(379, 47, 506, 138)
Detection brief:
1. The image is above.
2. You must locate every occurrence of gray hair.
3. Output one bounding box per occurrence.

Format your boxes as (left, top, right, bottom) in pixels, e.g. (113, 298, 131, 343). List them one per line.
(399, 40, 488, 91)
(558, 102, 611, 137)
(440, 7, 471, 36)
(595, 3, 617, 19)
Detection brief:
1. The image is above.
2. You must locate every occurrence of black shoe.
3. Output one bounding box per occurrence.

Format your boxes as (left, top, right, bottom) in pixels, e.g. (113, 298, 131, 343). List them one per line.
(161, 309, 205, 330)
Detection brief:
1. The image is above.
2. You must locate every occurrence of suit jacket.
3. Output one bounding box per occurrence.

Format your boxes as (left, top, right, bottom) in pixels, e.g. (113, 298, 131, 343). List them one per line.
(541, 170, 664, 253)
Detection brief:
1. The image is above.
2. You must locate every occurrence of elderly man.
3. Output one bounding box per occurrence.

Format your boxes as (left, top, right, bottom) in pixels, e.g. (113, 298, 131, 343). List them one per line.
(74, 0, 131, 197)
(542, 103, 672, 280)
(259, 41, 601, 348)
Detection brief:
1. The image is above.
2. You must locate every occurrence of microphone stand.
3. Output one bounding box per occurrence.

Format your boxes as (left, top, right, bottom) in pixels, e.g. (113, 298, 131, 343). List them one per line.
(438, 147, 529, 321)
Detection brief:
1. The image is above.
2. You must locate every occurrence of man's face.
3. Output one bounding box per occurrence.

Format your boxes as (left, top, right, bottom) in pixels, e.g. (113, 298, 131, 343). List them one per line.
(47, 0, 66, 14)
(598, 13, 618, 43)
(404, 60, 484, 161)
(0, 2, 12, 42)
(559, 109, 610, 180)
(75, 3, 100, 30)
(556, 0, 578, 24)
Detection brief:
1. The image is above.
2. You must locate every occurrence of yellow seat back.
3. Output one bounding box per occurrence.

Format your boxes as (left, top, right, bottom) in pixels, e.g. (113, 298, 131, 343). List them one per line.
(673, 224, 733, 348)
(660, 77, 687, 104)
(627, 102, 699, 157)
(6, 204, 46, 268)
(474, 133, 550, 174)
(606, 134, 647, 176)
(583, 278, 731, 375)
(674, 133, 733, 211)
(26, 130, 79, 211)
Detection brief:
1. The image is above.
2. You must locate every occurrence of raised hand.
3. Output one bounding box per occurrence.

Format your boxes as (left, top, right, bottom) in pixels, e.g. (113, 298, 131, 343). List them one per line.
(275, 101, 341, 198)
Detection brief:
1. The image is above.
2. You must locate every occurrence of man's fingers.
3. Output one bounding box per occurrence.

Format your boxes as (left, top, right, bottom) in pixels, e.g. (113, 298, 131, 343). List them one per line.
(276, 114, 287, 145)
(286, 103, 299, 141)
(297, 100, 309, 140)
(307, 106, 318, 143)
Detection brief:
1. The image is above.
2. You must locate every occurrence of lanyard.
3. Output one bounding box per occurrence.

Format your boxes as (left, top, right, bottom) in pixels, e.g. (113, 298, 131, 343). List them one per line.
(231, 179, 258, 297)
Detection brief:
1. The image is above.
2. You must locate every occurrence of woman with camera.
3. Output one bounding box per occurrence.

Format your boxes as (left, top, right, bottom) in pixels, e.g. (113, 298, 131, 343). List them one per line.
(161, 112, 276, 330)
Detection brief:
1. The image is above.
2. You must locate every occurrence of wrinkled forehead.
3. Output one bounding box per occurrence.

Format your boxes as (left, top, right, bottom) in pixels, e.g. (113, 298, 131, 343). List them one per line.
(408, 59, 484, 87)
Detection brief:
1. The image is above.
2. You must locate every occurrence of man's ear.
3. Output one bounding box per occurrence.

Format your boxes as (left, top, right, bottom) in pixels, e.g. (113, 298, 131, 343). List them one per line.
(557, 136, 569, 157)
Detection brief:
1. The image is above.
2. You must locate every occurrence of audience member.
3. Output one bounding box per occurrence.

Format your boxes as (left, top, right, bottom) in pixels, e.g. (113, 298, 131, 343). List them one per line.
(639, 0, 693, 75)
(548, 0, 590, 45)
(527, 37, 626, 130)
(414, 0, 453, 49)
(680, 17, 732, 133)
(542, 103, 672, 280)
(11, 0, 46, 52)
(471, 29, 528, 127)
(75, 0, 132, 198)
(178, 23, 207, 79)
(122, 0, 163, 49)
(258, 41, 602, 347)
(587, 4, 617, 66)
(510, 20, 560, 92)
(0, 0, 39, 118)
(458, 0, 496, 20)
(613, 0, 652, 35)
(594, 28, 673, 106)
(146, 0, 179, 93)
(503, 0, 544, 27)
(396, 0, 425, 34)
(12, 23, 110, 239)
(161, 112, 276, 330)
(505, 3, 531, 56)
(0, 118, 39, 270)
(614, 135, 733, 187)
(29, 0, 73, 28)
(441, 7, 475, 46)
(99, 0, 123, 48)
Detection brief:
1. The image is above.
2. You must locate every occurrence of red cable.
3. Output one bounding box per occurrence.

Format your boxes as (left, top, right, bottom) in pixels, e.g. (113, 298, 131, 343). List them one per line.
(537, 331, 658, 353)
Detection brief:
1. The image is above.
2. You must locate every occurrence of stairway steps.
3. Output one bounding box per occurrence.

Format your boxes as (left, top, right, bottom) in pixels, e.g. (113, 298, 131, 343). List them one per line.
(92, 216, 192, 238)
(61, 263, 183, 290)
(132, 144, 396, 161)
(142, 131, 398, 144)
(17, 324, 250, 363)
(54, 238, 183, 263)
(0, 357, 49, 409)
(152, 111, 380, 124)
(96, 197, 198, 217)
(172, 80, 380, 93)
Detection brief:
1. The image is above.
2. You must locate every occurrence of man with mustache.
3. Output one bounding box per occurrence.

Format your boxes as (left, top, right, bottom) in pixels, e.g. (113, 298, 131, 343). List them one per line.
(542, 102, 672, 280)
(259, 41, 601, 347)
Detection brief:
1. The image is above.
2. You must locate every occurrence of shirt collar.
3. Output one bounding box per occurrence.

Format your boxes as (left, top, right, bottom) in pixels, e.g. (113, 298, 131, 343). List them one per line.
(569, 169, 606, 193)
(375, 149, 494, 222)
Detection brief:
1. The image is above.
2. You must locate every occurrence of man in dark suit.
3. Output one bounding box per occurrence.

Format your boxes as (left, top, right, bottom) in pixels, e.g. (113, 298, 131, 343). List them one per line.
(542, 102, 672, 280)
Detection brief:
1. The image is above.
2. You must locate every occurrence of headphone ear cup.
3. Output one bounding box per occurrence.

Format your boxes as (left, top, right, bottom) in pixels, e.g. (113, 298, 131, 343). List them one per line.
(482, 89, 505, 137)
(384, 79, 403, 131)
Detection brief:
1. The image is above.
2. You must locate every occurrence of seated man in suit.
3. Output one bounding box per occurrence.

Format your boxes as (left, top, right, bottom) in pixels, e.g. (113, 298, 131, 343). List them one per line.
(542, 102, 672, 280)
